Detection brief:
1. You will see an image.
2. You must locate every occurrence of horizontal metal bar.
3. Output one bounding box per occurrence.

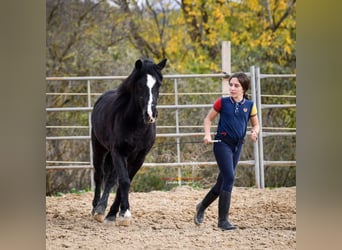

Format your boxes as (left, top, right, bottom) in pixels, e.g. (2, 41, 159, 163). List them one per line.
(46, 76, 127, 81)
(158, 104, 212, 109)
(161, 92, 222, 96)
(164, 73, 229, 79)
(46, 126, 89, 129)
(46, 105, 212, 112)
(46, 92, 223, 96)
(158, 125, 205, 128)
(46, 107, 92, 112)
(261, 94, 296, 98)
(46, 136, 91, 140)
(262, 132, 296, 137)
(46, 131, 297, 140)
(46, 133, 204, 140)
(45, 104, 296, 112)
(261, 104, 296, 109)
(46, 160, 296, 170)
(262, 127, 296, 131)
(143, 160, 255, 167)
(46, 73, 228, 81)
(46, 125, 295, 131)
(46, 125, 210, 130)
(156, 132, 204, 138)
(46, 72, 295, 81)
(46, 160, 90, 164)
(46, 93, 100, 96)
(46, 160, 256, 170)
(259, 74, 296, 78)
(46, 165, 93, 170)
(263, 161, 296, 167)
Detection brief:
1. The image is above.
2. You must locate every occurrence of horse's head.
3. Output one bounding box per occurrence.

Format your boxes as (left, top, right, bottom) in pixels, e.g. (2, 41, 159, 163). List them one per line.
(131, 58, 167, 124)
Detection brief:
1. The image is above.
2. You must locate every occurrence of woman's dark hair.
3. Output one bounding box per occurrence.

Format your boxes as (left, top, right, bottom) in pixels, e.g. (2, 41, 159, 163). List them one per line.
(228, 72, 250, 100)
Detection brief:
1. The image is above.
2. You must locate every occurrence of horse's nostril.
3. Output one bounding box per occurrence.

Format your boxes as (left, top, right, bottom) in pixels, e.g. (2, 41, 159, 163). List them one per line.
(146, 116, 156, 124)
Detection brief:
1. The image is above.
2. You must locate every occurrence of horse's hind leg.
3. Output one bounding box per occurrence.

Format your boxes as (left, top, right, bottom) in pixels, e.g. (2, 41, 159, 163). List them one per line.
(91, 136, 108, 221)
(95, 153, 117, 223)
(91, 158, 103, 214)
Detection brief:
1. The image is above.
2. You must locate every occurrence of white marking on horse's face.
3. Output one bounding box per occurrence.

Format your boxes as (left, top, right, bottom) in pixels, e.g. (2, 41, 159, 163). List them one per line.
(146, 74, 157, 123)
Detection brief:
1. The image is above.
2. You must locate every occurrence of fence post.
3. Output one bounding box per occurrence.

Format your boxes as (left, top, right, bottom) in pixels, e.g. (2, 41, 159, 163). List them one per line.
(255, 67, 265, 188)
(87, 79, 94, 191)
(174, 78, 182, 186)
(250, 66, 260, 188)
(221, 41, 231, 96)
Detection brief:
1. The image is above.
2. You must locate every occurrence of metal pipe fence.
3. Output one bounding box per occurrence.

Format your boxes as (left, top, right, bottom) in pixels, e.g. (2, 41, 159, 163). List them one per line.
(46, 68, 296, 189)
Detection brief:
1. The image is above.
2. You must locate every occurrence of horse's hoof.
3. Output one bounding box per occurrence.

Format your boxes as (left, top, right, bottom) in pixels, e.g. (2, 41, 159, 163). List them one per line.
(104, 216, 116, 224)
(116, 217, 131, 226)
(115, 210, 131, 226)
(93, 213, 105, 223)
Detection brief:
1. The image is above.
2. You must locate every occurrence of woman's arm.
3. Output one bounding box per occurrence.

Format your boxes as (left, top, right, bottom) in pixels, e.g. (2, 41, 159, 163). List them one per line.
(203, 108, 219, 144)
(249, 115, 259, 142)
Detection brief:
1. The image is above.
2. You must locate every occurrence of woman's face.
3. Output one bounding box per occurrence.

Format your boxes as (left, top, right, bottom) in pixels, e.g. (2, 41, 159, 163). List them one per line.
(229, 77, 244, 99)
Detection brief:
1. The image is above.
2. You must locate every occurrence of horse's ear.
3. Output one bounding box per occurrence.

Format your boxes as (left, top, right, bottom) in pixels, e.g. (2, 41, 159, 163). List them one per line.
(157, 59, 167, 70)
(135, 59, 143, 70)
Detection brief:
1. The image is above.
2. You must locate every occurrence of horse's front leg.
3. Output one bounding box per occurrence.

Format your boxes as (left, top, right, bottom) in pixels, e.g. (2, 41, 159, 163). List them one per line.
(105, 187, 121, 223)
(115, 154, 147, 225)
(105, 164, 138, 224)
(117, 167, 131, 226)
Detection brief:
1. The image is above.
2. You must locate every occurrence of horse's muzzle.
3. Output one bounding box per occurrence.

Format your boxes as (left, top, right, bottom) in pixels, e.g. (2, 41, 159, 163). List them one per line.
(145, 117, 156, 124)
(144, 111, 157, 124)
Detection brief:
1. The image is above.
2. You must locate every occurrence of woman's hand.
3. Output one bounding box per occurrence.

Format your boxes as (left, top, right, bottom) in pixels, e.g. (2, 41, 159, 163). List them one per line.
(250, 130, 258, 142)
(203, 134, 212, 144)
(249, 115, 259, 143)
(203, 108, 218, 145)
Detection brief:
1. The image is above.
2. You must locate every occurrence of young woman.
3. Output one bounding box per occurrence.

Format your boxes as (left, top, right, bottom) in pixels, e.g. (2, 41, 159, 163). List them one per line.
(194, 72, 259, 230)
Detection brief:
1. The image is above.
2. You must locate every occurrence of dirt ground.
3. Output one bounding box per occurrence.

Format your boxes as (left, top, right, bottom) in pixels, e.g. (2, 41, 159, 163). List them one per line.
(46, 186, 296, 249)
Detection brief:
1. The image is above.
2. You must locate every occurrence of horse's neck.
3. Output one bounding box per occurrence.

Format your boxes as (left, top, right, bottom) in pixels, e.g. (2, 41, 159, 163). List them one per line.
(118, 92, 145, 128)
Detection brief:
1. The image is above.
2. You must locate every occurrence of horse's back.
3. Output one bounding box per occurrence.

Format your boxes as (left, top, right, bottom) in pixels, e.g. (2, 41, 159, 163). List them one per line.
(93, 89, 116, 110)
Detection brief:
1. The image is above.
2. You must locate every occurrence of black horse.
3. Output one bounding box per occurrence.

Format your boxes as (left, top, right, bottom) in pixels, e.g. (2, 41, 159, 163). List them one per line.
(91, 58, 167, 225)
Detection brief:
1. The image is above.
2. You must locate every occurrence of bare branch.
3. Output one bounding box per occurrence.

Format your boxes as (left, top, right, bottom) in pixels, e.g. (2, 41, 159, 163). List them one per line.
(264, 0, 275, 30)
(273, 0, 296, 31)
(264, 0, 296, 32)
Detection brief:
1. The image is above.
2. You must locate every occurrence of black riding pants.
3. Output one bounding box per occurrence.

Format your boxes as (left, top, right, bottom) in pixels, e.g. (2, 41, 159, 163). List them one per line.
(211, 134, 244, 193)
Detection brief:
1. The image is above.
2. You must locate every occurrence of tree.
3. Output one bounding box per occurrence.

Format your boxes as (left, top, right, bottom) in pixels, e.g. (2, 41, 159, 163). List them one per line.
(108, 0, 296, 74)
(46, 0, 138, 76)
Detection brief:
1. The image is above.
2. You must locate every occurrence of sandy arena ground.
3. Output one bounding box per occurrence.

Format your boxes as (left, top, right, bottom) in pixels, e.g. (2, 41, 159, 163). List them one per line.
(46, 186, 296, 249)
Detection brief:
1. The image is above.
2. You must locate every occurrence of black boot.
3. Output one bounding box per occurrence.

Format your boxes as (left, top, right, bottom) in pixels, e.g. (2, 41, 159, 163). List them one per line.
(218, 190, 236, 230)
(194, 189, 218, 225)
